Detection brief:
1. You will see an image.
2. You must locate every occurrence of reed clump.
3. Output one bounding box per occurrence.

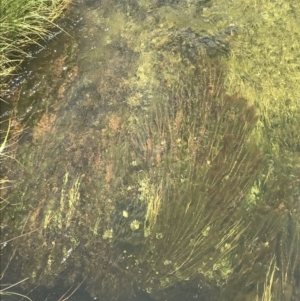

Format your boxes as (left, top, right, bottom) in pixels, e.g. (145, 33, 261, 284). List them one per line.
(0, 0, 71, 96)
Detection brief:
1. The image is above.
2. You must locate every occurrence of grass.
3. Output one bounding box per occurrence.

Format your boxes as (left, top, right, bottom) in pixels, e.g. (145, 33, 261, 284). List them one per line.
(0, 119, 11, 195)
(0, 0, 72, 200)
(0, 119, 10, 157)
(1, 1, 71, 296)
(256, 256, 276, 301)
(0, 0, 71, 97)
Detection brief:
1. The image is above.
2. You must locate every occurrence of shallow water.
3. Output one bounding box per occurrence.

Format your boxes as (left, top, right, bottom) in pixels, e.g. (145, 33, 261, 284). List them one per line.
(1, 0, 300, 301)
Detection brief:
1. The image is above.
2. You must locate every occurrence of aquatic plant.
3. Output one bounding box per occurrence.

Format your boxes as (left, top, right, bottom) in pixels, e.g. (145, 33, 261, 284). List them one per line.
(255, 256, 276, 301)
(119, 52, 263, 299)
(0, 278, 32, 301)
(0, 46, 266, 301)
(0, 119, 11, 194)
(2, 0, 300, 297)
(219, 128, 300, 301)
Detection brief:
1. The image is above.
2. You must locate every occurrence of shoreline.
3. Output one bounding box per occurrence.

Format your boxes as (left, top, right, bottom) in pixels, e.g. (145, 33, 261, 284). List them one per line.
(0, 0, 72, 98)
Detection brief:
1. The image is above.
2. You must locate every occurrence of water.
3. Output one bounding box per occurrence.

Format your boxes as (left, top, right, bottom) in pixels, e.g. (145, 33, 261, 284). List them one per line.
(1, 0, 300, 300)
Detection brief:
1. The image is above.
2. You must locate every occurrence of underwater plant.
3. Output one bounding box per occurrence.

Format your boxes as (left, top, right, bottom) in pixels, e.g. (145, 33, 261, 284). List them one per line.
(1, 47, 266, 301)
(119, 52, 264, 299)
(2, 1, 300, 295)
(217, 110, 300, 301)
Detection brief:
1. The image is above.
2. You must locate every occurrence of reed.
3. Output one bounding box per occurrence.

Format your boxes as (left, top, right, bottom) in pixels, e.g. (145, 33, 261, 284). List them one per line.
(0, 0, 71, 96)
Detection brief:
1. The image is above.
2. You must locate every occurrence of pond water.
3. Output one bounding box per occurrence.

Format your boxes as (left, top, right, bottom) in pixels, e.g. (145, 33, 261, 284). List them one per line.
(1, 0, 300, 301)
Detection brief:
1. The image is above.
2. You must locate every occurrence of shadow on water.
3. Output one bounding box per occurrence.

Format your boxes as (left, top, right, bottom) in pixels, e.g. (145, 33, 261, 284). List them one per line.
(1, 0, 300, 301)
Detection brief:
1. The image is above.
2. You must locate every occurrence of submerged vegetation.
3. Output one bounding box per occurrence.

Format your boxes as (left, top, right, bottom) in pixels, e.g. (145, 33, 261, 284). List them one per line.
(0, 119, 11, 190)
(128, 55, 263, 294)
(0, 278, 32, 301)
(1, 0, 300, 300)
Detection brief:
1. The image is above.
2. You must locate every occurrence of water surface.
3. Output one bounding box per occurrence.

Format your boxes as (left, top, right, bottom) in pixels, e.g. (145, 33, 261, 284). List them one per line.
(1, 1, 300, 300)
